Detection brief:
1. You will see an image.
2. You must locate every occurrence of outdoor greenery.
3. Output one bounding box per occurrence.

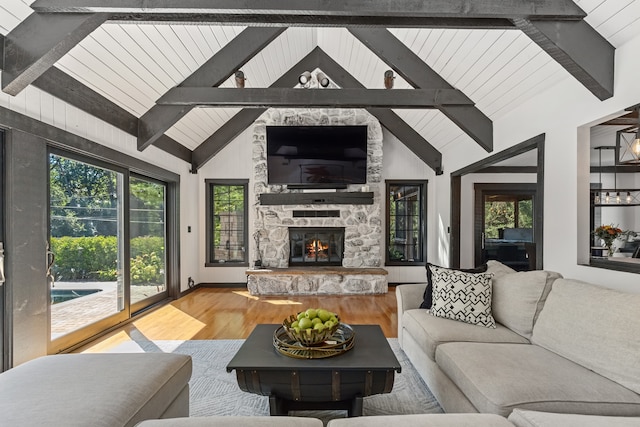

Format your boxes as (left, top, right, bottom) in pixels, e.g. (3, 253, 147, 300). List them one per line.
(484, 199, 533, 238)
(50, 236, 165, 284)
(49, 154, 166, 285)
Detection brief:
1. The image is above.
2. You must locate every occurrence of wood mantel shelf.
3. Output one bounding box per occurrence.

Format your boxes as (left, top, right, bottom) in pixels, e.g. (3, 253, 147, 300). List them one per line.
(259, 191, 374, 205)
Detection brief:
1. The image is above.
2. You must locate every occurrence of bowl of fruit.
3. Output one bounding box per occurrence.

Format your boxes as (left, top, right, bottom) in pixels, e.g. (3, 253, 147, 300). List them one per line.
(283, 308, 340, 346)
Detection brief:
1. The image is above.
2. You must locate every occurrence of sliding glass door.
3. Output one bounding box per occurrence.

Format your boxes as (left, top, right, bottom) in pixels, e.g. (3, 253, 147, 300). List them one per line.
(48, 152, 172, 352)
(130, 175, 168, 311)
(49, 153, 127, 348)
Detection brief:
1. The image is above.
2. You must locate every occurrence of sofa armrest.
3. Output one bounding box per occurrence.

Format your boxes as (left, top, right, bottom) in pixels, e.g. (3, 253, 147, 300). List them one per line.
(508, 409, 640, 427)
(396, 284, 428, 313)
(396, 284, 428, 346)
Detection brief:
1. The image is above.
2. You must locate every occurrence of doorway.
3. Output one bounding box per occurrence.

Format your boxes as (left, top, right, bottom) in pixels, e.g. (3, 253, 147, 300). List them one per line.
(450, 134, 545, 270)
(474, 184, 537, 271)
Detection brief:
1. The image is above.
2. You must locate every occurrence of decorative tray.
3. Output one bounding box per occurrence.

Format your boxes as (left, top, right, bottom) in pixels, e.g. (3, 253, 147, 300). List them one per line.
(273, 323, 355, 359)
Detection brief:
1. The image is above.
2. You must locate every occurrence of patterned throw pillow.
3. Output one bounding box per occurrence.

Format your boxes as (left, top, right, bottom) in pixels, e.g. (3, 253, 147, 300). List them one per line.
(430, 266, 496, 328)
(419, 263, 488, 309)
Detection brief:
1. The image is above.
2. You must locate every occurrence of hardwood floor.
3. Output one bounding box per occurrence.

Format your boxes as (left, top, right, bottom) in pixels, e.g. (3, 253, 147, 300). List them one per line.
(76, 287, 398, 353)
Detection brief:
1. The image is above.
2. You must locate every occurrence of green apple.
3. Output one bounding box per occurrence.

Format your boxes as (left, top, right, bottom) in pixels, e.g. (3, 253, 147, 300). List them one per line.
(298, 318, 313, 330)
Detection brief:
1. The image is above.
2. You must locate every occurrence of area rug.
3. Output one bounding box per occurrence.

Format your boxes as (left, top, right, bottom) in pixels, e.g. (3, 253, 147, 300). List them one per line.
(107, 337, 442, 424)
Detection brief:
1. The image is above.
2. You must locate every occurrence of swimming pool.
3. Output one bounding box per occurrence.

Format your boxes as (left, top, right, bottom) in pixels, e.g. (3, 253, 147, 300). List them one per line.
(51, 289, 101, 304)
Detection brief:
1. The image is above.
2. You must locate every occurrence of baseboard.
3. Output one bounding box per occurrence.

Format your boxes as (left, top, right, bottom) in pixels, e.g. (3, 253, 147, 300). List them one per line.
(198, 283, 248, 288)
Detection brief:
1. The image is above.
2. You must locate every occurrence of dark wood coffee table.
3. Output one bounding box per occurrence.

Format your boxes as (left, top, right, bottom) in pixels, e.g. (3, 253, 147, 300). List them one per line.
(226, 324, 401, 417)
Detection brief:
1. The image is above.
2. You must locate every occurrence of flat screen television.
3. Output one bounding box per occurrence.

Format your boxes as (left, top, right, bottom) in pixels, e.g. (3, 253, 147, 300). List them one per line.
(266, 125, 368, 187)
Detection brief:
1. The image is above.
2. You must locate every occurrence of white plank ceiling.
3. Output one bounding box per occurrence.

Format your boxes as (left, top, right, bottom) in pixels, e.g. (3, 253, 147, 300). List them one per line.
(1, 0, 640, 154)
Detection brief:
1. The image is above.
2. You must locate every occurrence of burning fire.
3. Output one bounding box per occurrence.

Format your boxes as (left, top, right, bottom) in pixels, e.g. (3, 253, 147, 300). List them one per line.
(306, 239, 329, 259)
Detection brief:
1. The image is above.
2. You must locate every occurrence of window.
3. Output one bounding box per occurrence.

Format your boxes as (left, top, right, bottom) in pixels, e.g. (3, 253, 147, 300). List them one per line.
(206, 180, 248, 265)
(386, 180, 427, 265)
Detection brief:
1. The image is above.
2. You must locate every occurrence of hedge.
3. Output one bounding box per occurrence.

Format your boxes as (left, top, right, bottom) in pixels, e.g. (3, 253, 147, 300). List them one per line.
(50, 235, 164, 285)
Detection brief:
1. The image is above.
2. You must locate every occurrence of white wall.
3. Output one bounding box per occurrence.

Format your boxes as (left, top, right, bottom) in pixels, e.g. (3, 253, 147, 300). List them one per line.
(438, 30, 640, 293)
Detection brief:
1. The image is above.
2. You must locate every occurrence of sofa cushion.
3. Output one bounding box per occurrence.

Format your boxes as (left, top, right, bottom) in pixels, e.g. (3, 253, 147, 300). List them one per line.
(532, 278, 640, 395)
(0, 353, 192, 427)
(420, 263, 488, 309)
(436, 342, 640, 417)
(402, 309, 528, 361)
(508, 409, 640, 427)
(430, 266, 495, 328)
(136, 416, 324, 426)
(491, 270, 561, 339)
(485, 260, 516, 277)
(326, 413, 516, 427)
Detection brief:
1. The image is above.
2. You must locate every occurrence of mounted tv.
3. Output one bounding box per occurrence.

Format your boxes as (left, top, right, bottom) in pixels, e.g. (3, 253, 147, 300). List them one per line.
(266, 125, 368, 188)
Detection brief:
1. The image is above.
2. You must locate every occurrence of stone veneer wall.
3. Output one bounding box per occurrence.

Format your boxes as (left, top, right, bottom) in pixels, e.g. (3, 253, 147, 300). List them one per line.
(252, 108, 383, 268)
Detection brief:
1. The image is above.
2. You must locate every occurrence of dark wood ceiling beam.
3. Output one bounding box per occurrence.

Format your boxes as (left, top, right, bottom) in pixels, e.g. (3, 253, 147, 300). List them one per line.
(157, 87, 474, 109)
(513, 19, 615, 100)
(108, 15, 516, 29)
(138, 27, 285, 151)
(31, 0, 587, 20)
(190, 48, 323, 171)
(0, 34, 191, 163)
(314, 49, 443, 174)
(349, 28, 493, 153)
(2, 12, 108, 95)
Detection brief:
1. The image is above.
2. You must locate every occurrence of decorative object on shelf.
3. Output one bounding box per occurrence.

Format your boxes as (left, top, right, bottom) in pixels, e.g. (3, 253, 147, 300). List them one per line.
(273, 323, 355, 359)
(384, 70, 395, 89)
(593, 224, 625, 257)
(234, 70, 246, 88)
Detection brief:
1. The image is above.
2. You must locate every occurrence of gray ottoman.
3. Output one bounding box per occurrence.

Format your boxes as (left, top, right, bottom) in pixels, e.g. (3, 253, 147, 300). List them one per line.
(136, 416, 323, 426)
(0, 353, 192, 427)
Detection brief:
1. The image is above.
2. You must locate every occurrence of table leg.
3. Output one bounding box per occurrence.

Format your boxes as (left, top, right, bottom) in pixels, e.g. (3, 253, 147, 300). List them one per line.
(348, 394, 363, 417)
(269, 395, 285, 416)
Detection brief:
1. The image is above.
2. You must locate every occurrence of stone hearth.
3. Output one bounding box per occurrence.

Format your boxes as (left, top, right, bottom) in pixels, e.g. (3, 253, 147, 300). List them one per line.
(246, 267, 388, 295)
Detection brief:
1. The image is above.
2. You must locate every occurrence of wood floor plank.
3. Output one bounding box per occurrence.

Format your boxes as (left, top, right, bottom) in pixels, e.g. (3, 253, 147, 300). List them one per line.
(77, 287, 398, 352)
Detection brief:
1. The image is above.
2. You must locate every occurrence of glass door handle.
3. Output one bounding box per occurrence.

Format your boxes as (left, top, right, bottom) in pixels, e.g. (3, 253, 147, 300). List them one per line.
(46, 242, 55, 288)
(0, 242, 5, 286)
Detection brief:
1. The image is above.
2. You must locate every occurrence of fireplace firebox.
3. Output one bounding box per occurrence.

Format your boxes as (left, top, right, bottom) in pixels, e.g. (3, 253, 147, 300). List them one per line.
(289, 227, 345, 266)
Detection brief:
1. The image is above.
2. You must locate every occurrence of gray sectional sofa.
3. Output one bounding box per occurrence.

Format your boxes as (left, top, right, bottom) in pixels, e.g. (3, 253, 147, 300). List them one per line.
(396, 260, 640, 417)
(0, 352, 192, 427)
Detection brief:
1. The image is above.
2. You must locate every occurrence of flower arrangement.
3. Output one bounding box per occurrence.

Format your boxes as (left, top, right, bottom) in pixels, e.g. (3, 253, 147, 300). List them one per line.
(593, 224, 624, 256)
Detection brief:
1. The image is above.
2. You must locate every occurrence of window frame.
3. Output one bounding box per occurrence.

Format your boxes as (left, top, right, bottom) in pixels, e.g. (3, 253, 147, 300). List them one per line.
(385, 179, 428, 266)
(205, 179, 249, 267)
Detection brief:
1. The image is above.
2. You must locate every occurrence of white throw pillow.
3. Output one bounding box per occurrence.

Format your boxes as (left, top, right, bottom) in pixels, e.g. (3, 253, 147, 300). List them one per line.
(430, 266, 496, 328)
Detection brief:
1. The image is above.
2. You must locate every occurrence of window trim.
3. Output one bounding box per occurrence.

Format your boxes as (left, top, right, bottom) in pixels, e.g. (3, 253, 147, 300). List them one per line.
(205, 179, 249, 267)
(385, 179, 428, 266)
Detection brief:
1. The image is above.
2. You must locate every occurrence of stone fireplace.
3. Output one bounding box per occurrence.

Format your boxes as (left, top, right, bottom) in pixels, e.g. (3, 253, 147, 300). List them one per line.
(252, 108, 384, 269)
(289, 227, 345, 266)
(247, 108, 388, 295)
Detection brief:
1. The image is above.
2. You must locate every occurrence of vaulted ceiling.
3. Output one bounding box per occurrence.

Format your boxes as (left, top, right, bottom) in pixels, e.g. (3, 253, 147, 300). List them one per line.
(1, 1, 638, 174)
